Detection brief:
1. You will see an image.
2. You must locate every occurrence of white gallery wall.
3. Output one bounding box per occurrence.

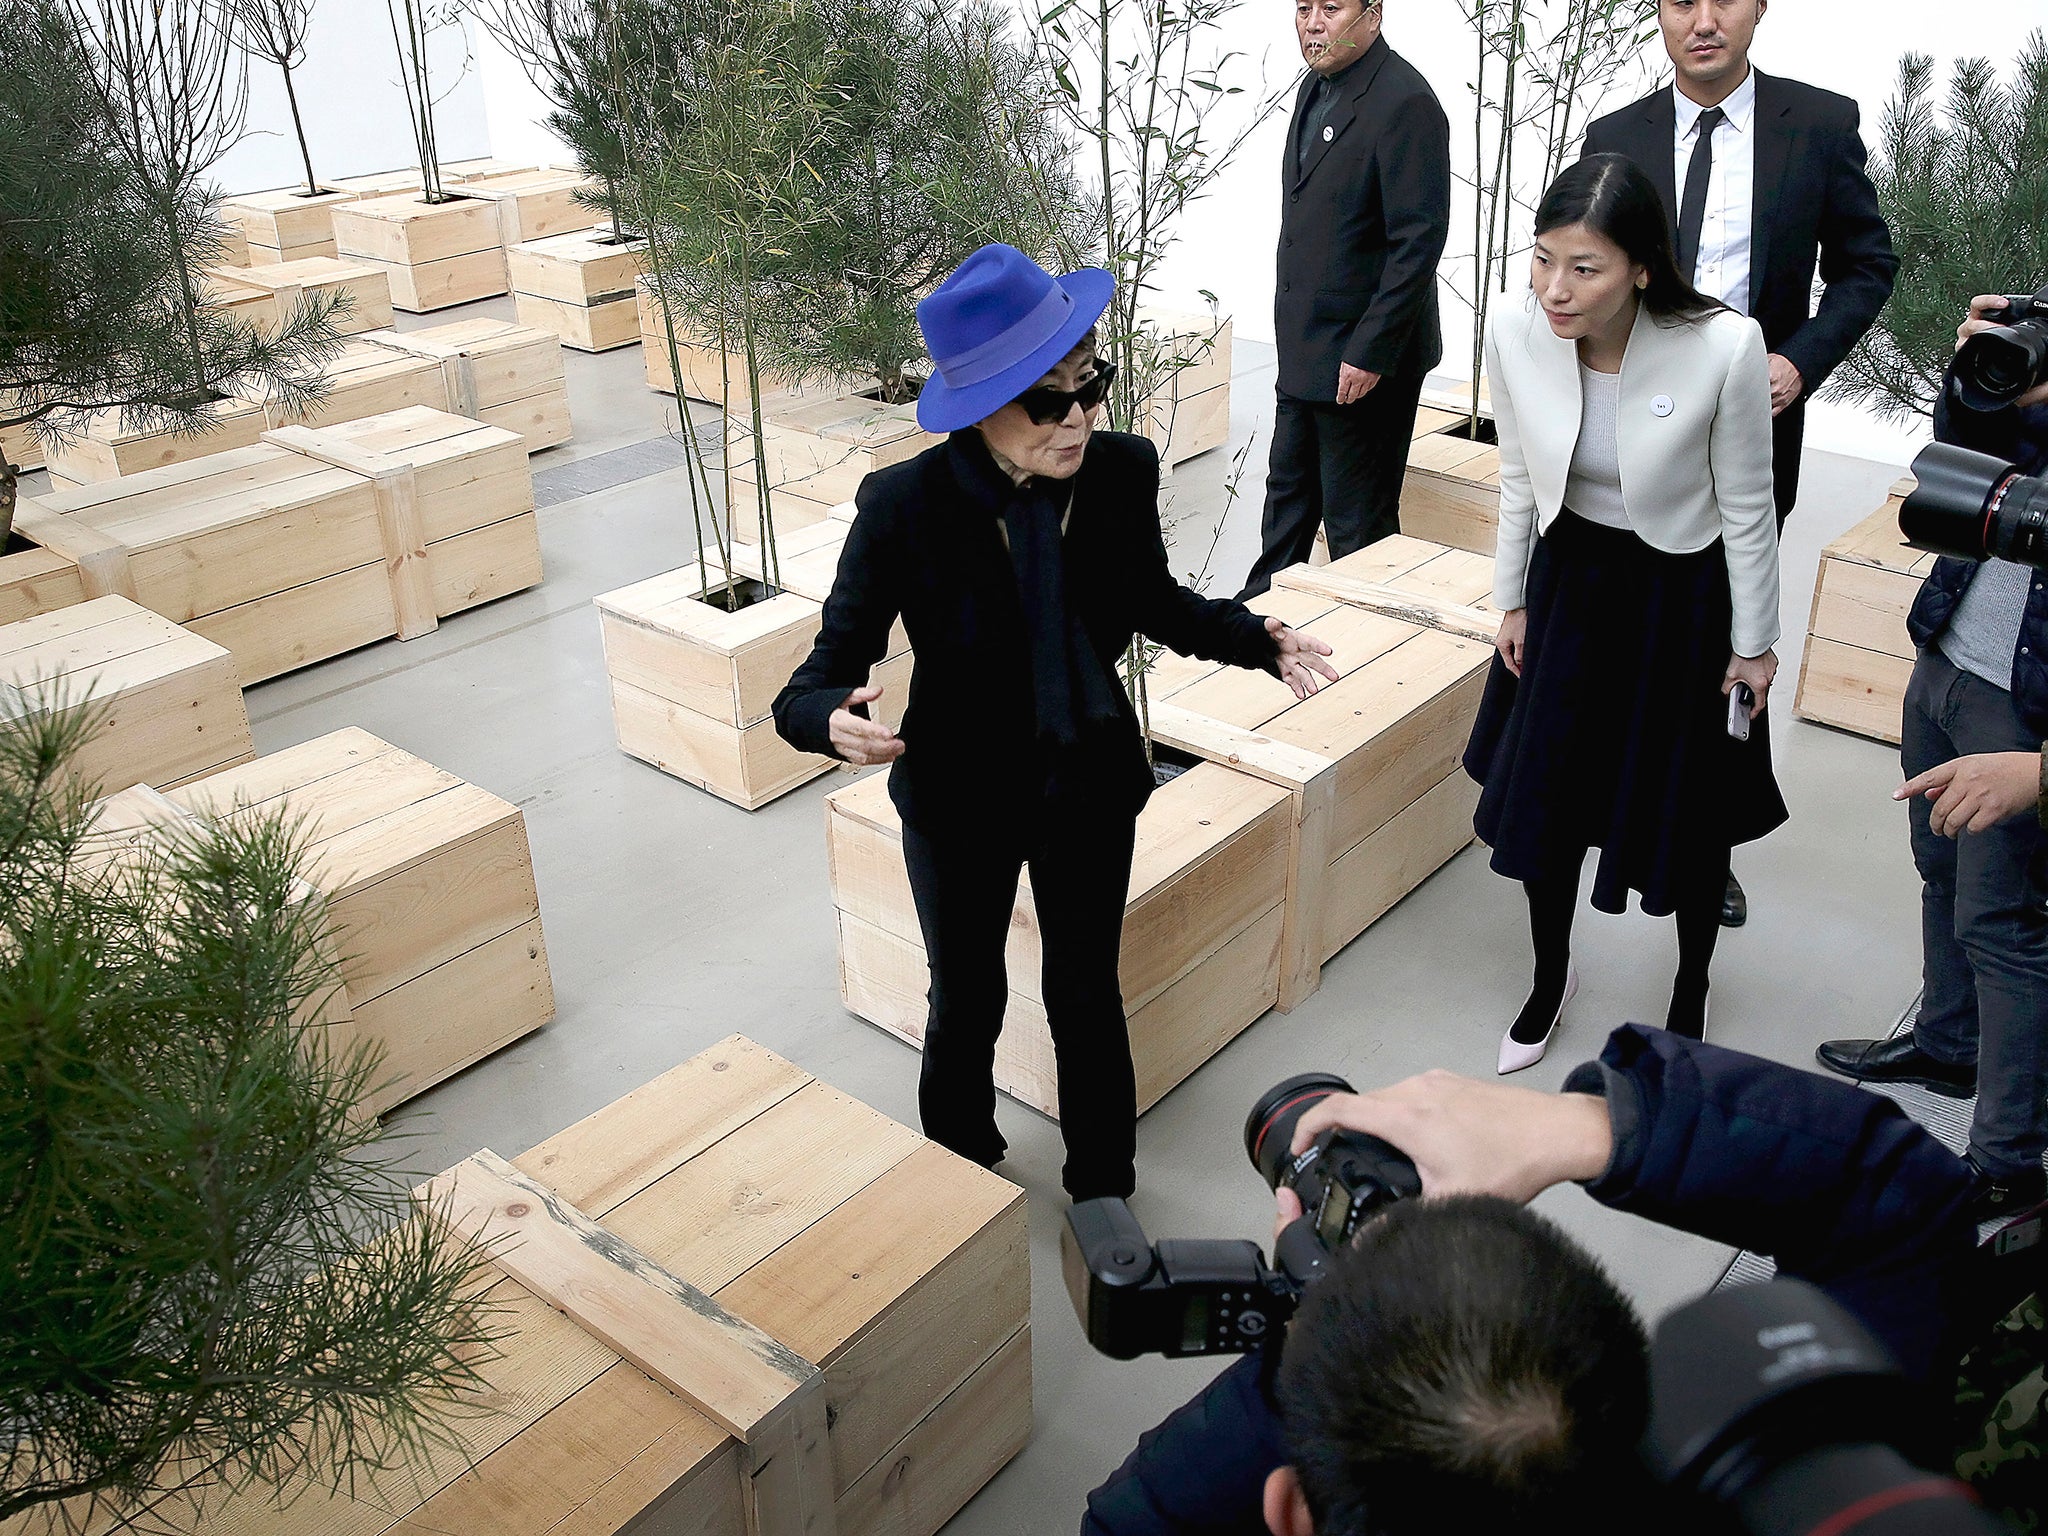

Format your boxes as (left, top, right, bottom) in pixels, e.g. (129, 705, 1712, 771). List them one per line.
(236, 0, 2048, 466)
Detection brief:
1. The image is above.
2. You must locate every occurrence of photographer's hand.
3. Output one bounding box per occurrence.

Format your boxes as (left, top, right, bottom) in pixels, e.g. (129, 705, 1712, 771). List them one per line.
(1960, 295, 2048, 409)
(1897, 751, 2042, 836)
(1288, 1071, 1613, 1204)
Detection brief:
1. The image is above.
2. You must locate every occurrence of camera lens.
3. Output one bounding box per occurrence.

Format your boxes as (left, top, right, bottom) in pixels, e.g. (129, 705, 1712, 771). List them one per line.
(1244, 1072, 1353, 1190)
(1954, 323, 2048, 413)
(1903, 442, 2048, 568)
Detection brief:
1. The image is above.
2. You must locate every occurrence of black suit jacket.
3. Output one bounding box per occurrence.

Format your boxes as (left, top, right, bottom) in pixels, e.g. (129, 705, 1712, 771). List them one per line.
(773, 431, 1279, 833)
(1583, 70, 1897, 514)
(1273, 37, 1451, 400)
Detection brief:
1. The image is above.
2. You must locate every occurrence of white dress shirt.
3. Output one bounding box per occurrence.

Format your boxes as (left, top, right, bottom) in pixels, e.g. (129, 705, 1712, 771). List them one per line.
(1672, 68, 1757, 317)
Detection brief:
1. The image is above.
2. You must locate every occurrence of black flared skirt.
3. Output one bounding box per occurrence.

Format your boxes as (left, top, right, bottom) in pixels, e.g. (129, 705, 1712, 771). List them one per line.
(1462, 511, 1787, 917)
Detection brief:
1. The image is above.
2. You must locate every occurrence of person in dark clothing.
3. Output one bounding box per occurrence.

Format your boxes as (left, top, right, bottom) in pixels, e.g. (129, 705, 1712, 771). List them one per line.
(1079, 1025, 1978, 1536)
(1582, 0, 1898, 932)
(773, 244, 1336, 1201)
(1817, 295, 2048, 1224)
(1237, 1, 1451, 597)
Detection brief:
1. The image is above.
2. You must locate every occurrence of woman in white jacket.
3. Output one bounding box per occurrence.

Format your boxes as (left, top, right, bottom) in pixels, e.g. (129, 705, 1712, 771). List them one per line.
(1464, 153, 1785, 1072)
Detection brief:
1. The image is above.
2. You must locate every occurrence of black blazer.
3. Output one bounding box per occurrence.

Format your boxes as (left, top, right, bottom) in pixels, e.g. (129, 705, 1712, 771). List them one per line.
(773, 431, 1279, 833)
(1273, 37, 1451, 400)
(1583, 70, 1897, 514)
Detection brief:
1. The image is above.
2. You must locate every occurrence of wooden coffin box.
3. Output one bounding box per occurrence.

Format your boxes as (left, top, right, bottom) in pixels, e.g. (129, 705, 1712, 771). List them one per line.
(1397, 406, 1500, 556)
(1279, 534, 1497, 642)
(1144, 567, 1488, 1010)
(442, 156, 543, 182)
(220, 185, 361, 263)
(29, 407, 539, 684)
(0, 502, 137, 627)
(331, 191, 510, 313)
(1135, 308, 1233, 469)
(829, 762, 1292, 1117)
(40, 336, 447, 489)
(327, 167, 423, 199)
(2, 394, 44, 471)
(370, 318, 574, 451)
(595, 531, 909, 811)
(0, 596, 253, 794)
(171, 727, 554, 1114)
(1796, 480, 1927, 745)
(740, 393, 940, 495)
(221, 256, 396, 336)
(30, 1036, 1029, 1536)
(463, 166, 602, 245)
(509, 227, 648, 351)
(638, 279, 804, 404)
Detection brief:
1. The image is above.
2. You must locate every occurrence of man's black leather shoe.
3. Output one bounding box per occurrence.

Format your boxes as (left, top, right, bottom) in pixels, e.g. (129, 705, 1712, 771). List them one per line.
(1966, 1158, 2047, 1225)
(1815, 1035, 1978, 1098)
(1720, 872, 1747, 928)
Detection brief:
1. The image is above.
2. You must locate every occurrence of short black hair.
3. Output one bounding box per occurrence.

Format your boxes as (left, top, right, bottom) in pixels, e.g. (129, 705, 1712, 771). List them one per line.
(1275, 1195, 1651, 1535)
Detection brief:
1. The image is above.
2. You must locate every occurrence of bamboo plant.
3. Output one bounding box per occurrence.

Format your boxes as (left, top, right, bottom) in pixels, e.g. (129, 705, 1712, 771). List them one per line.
(0, 695, 494, 1529)
(387, 0, 469, 204)
(3, 0, 342, 544)
(1826, 35, 2048, 421)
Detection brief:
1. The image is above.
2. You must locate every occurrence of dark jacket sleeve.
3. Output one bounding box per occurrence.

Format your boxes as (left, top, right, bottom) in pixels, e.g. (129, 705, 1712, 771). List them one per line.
(770, 487, 900, 758)
(1564, 1025, 1976, 1383)
(1124, 438, 1282, 676)
(1773, 103, 1898, 391)
(1080, 1353, 1282, 1536)
(1344, 86, 1452, 377)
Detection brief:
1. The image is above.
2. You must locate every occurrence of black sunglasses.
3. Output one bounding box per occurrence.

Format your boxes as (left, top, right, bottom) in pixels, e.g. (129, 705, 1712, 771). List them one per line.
(1014, 361, 1117, 426)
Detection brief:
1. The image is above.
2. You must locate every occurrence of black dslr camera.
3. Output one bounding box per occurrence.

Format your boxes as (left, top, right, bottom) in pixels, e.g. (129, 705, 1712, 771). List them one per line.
(1060, 1072, 1418, 1359)
(1952, 284, 2048, 413)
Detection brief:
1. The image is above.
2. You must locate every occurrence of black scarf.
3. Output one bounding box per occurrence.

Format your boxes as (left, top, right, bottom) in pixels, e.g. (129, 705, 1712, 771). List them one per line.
(951, 431, 1127, 753)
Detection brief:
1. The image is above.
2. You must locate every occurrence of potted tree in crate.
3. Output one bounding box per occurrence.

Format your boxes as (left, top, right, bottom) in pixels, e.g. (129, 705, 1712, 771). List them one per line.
(4, 0, 342, 535)
(0, 701, 492, 1527)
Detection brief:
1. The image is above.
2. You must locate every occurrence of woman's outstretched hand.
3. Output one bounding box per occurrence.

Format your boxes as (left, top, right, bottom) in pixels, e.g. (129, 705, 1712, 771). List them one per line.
(1266, 617, 1339, 700)
(827, 684, 905, 766)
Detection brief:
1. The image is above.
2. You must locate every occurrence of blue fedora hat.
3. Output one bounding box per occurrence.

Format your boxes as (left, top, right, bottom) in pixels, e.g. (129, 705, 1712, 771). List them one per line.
(915, 244, 1115, 433)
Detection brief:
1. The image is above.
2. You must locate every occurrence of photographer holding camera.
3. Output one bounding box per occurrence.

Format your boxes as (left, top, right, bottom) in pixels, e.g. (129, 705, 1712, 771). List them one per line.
(1818, 291, 2048, 1222)
(1077, 1026, 1986, 1536)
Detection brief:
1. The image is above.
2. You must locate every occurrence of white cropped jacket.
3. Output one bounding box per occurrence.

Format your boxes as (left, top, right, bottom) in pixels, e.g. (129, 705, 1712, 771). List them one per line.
(1486, 295, 1781, 658)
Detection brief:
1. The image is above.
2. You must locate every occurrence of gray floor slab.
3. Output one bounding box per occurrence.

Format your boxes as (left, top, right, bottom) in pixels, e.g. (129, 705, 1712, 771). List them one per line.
(203, 314, 1924, 1532)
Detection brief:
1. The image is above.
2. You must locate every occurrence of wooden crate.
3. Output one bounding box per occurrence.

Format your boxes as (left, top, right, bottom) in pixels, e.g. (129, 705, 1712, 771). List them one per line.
(327, 167, 424, 199)
(219, 185, 362, 263)
(595, 540, 910, 811)
(637, 278, 802, 403)
(370, 318, 574, 451)
(463, 166, 602, 245)
(509, 227, 647, 351)
(740, 392, 940, 499)
(829, 760, 1292, 1117)
(442, 156, 543, 182)
(221, 256, 395, 335)
(0, 596, 254, 794)
(1, 395, 44, 471)
(331, 191, 511, 312)
(1281, 533, 1497, 642)
(203, 271, 283, 331)
(168, 728, 554, 1114)
(28, 406, 539, 684)
(1136, 308, 1233, 470)
(27, 1036, 1029, 1536)
(215, 223, 250, 268)
(1399, 406, 1500, 556)
(1796, 480, 1927, 745)
(40, 336, 447, 488)
(0, 501, 136, 626)
(1143, 567, 1489, 1010)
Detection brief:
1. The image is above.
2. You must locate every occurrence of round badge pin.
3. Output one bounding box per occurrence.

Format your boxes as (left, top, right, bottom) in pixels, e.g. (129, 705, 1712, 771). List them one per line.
(1651, 395, 1674, 418)
(1322, 125, 1334, 142)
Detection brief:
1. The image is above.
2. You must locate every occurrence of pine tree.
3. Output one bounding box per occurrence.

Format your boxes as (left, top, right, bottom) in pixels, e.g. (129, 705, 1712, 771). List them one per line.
(0, 0, 343, 545)
(0, 697, 495, 1529)
(1826, 34, 2048, 421)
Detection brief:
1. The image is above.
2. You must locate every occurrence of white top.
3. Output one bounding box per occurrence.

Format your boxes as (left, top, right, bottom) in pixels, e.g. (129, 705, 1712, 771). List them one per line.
(1672, 69, 1757, 316)
(1565, 367, 1630, 530)
(1486, 298, 1781, 657)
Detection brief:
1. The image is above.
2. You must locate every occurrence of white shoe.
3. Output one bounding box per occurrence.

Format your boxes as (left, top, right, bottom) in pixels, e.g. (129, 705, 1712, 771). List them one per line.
(1498, 964, 1579, 1075)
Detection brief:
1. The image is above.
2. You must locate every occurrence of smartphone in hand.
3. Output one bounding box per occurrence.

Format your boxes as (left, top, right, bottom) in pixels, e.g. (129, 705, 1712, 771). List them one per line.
(1727, 681, 1756, 742)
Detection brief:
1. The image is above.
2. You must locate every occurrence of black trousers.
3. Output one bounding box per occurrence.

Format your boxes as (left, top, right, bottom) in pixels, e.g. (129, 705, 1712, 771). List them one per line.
(901, 803, 1139, 1200)
(1239, 371, 1429, 599)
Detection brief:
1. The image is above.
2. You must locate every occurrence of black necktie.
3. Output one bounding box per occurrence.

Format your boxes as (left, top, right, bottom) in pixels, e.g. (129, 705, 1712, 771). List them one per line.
(1674, 105, 1726, 284)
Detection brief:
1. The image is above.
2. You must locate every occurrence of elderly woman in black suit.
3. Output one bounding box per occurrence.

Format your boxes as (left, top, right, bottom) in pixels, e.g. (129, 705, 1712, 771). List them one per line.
(774, 244, 1337, 1201)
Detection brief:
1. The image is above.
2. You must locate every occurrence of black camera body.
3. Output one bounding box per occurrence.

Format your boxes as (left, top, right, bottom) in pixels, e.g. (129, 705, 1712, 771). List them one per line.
(1953, 284, 2048, 413)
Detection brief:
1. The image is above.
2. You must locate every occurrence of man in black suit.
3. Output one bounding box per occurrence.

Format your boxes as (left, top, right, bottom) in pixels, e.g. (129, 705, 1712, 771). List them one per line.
(1584, 0, 1897, 927)
(1238, 0, 1450, 599)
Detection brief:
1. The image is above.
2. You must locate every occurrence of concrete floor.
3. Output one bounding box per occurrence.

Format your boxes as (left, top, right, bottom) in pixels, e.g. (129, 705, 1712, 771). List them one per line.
(21, 304, 1928, 1531)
